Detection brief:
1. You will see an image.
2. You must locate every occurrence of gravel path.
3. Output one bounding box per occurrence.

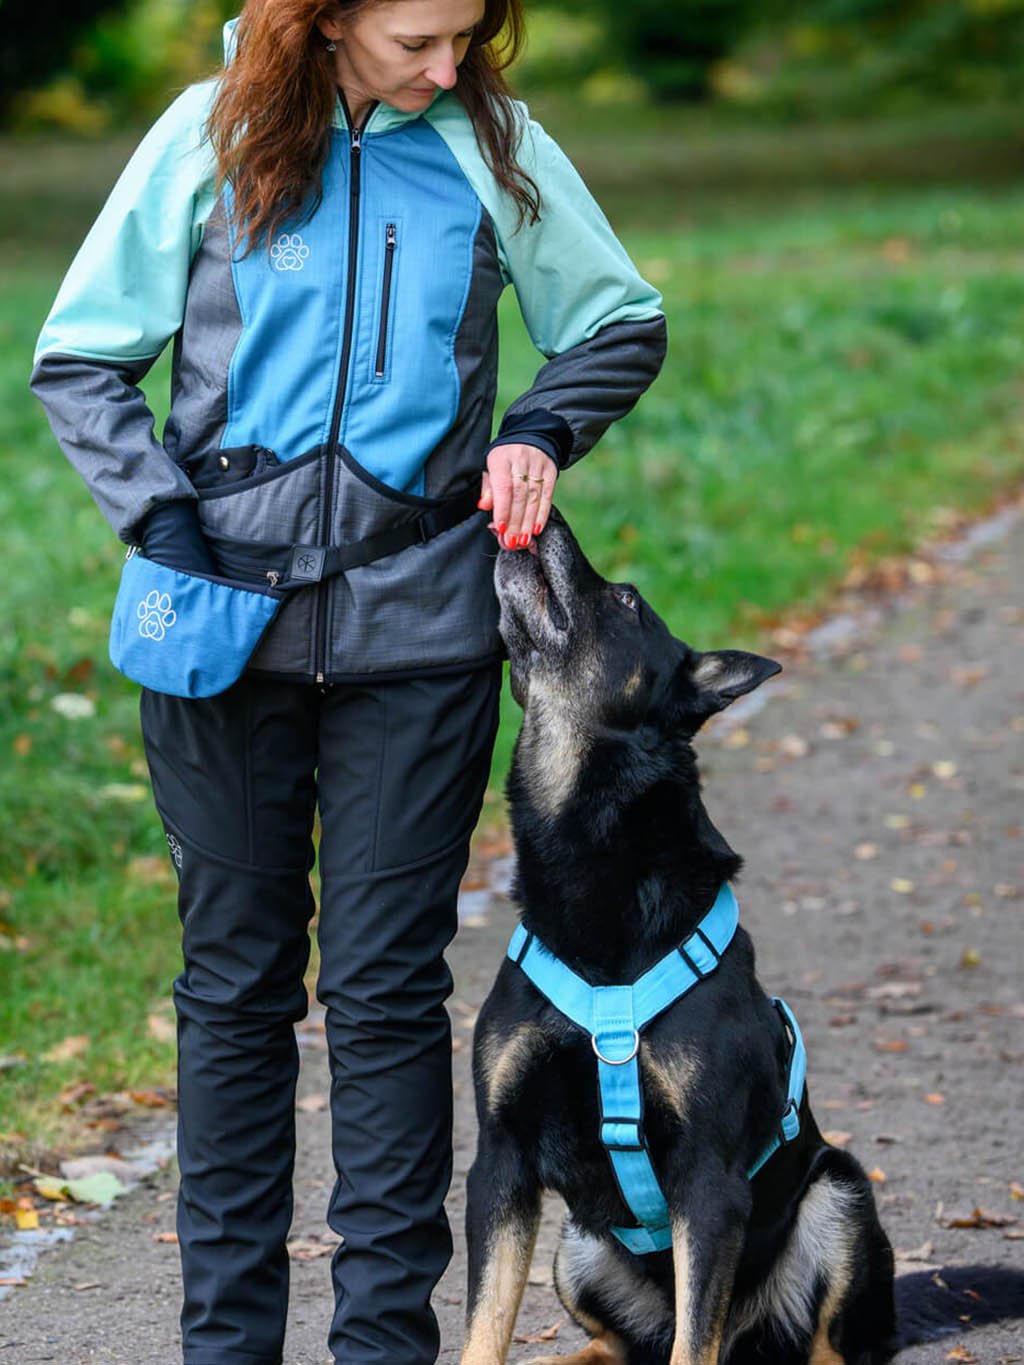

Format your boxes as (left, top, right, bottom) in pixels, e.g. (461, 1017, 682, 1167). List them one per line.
(2, 511, 1021, 1364)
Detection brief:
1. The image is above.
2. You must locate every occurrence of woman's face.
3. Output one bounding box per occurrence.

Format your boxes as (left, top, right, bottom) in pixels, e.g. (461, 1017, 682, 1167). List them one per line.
(318, 0, 487, 119)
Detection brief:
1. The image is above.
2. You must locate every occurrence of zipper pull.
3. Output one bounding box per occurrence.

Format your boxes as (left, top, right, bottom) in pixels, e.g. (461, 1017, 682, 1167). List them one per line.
(351, 125, 362, 154)
(385, 222, 397, 251)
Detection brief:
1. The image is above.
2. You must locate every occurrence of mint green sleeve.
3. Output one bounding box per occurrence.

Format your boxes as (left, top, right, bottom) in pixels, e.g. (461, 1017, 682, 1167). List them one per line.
(34, 80, 218, 366)
(30, 82, 219, 540)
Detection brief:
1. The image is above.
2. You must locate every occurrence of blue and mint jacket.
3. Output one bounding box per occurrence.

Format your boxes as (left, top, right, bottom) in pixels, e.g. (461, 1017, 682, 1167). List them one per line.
(31, 33, 666, 681)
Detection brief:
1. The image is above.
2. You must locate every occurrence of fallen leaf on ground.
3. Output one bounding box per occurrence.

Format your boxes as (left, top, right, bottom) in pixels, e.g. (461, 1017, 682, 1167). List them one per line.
(895, 1240, 934, 1262)
(924, 1093, 946, 1106)
(15, 1206, 39, 1230)
(944, 1207, 1018, 1230)
(823, 1131, 852, 1147)
(147, 1012, 175, 1042)
(946, 1347, 978, 1363)
(287, 1238, 335, 1261)
(868, 1168, 886, 1184)
(875, 1039, 909, 1053)
(154, 1231, 179, 1244)
(41, 1035, 89, 1063)
(129, 1088, 174, 1108)
(1010, 1182, 1024, 1201)
(514, 1322, 561, 1345)
(890, 878, 915, 895)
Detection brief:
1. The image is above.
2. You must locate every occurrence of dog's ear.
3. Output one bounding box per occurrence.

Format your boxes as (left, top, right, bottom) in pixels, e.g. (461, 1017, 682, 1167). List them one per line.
(687, 649, 782, 716)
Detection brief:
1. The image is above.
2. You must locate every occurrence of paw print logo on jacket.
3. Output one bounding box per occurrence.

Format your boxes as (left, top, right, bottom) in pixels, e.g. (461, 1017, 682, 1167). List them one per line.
(137, 589, 177, 641)
(270, 233, 310, 272)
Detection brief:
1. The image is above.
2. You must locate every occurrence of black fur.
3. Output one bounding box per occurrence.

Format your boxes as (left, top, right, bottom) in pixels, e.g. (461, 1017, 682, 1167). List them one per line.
(462, 513, 1024, 1365)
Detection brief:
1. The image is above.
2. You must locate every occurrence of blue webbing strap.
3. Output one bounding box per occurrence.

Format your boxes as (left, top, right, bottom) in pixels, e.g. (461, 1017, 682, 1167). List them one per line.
(747, 998, 806, 1179)
(506, 886, 808, 1255)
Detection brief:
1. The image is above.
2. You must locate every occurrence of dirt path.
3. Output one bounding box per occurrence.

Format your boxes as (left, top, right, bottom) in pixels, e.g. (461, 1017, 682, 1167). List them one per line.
(2, 512, 1022, 1364)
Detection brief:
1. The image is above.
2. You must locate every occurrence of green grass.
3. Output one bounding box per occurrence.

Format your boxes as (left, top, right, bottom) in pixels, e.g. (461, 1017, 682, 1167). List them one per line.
(2, 106, 1024, 1166)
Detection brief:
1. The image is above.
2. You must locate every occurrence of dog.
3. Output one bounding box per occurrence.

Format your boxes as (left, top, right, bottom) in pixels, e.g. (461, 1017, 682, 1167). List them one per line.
(461, 511, 1024, 1365)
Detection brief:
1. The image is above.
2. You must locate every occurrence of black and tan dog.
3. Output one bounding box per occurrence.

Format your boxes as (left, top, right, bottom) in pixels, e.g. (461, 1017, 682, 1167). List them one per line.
(461, 513, 1024, 1365)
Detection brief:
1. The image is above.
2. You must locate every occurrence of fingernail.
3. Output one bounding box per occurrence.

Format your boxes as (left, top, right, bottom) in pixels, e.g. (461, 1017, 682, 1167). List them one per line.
(519, 534, 530, 548)
(477, 498, 487, 510)
(498, 522, 508, 535)
(533, 522, 543, 536)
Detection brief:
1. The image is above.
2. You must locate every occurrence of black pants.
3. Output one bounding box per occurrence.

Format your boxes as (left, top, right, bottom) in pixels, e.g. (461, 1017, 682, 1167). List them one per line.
(140, 665, 501, 1365)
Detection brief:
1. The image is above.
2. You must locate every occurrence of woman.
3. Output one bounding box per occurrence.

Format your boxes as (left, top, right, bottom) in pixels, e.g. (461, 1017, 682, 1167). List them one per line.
(31, 1, 666, 1360)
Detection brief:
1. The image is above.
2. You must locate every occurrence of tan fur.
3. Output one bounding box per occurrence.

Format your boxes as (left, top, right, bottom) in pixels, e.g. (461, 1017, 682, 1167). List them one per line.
(640, 1040, 700, 1121)
(480, 1023, 546, 1116)
(461, 1220, 539, 1365)
(622, 662, 644, 699)
(518, 684, 587, 819)
(807, 1246, 852, 1365)
(667, 1219, 732, 1365)
(525, 1332, 628, 1365)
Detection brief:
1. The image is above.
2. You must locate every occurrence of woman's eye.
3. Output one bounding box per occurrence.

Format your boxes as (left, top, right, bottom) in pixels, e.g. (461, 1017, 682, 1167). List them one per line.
(400, 41, 427, 52)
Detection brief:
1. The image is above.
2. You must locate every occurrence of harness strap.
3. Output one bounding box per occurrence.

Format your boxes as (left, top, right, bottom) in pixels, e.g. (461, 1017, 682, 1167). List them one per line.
(506, 886, 807, 1255)
(203, 484, 483, 591)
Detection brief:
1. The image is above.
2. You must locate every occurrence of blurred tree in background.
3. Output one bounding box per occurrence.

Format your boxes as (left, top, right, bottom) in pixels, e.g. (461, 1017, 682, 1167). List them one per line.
(2, 0, 1023, 129)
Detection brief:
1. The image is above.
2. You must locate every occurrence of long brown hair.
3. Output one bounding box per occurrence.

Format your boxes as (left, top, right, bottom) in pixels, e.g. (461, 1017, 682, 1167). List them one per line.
(207, 0, 540, 257)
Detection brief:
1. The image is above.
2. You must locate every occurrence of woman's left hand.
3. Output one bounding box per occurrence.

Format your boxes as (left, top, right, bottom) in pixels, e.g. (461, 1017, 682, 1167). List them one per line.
(479, 444, 558, 549)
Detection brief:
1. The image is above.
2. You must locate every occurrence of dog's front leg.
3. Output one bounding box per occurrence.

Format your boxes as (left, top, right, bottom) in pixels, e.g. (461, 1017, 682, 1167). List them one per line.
(666, 1170, 750, 1365)
(461, 1127, 542, 1365)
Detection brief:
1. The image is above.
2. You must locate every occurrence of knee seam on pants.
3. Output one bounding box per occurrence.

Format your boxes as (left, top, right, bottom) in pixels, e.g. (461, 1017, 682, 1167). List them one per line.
(159, 817, 312, 878)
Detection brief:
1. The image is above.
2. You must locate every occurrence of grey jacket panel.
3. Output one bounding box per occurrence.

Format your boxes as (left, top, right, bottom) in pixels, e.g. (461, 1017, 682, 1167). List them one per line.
(421, 211, 504, 500)
(29, 353, 196, 541)
(501, 314, 668, 470)
(162, 199, 240, 466)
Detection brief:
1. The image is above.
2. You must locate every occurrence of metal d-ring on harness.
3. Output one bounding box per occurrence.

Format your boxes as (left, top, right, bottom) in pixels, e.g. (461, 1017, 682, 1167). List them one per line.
(506, 884, 807, 1255)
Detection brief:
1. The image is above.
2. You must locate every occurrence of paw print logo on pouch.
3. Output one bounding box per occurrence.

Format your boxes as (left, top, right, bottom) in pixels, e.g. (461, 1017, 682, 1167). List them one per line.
(271, 233, 310, 272)
(137, 589, 177, 641)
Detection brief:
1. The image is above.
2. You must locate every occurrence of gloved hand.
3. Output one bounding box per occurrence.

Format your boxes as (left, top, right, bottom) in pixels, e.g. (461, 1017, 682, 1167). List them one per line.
(138, 500, 218, 576)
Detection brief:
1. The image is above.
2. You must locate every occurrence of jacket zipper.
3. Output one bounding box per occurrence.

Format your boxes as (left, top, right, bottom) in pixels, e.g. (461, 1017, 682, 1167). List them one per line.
(314, 101, 376, 683)
(374, 223, 397, 378)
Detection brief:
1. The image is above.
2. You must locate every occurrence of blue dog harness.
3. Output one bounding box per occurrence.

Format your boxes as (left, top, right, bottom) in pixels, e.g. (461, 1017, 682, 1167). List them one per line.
(506, 884, 807, 1255)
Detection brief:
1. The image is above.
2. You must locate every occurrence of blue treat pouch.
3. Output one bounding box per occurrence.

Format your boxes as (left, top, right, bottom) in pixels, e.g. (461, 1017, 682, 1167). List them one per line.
(109, 549, 282, 698)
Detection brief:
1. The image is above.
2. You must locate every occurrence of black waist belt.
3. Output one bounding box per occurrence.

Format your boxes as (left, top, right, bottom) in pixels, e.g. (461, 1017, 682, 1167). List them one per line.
(205, 484, 484, 592)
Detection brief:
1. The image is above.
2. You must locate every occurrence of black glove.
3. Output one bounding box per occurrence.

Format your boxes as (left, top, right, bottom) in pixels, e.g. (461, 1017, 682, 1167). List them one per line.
(138, 501, 218, 576)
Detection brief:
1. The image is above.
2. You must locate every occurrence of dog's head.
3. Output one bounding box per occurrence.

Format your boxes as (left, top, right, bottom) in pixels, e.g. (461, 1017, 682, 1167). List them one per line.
(495, 512, 780, 815)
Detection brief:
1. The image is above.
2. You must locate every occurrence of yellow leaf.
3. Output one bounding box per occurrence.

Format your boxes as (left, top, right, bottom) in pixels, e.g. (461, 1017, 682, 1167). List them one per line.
(41, 1034, 89, 1063)
(15, 1207, 39, 1230)
(932, 760, 957, 779)
(890, 879, 915, 895)
(868, 1167, 886, 1184)
(884, 814, 910, 830)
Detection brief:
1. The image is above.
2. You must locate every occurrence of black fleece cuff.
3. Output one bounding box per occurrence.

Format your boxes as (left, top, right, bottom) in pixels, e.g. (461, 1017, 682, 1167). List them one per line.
(486, 408, 574, 469)
(137, 500, 218, 575)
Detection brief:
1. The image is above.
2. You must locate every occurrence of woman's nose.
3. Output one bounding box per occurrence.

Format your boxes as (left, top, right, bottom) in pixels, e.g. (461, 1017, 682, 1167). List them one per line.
(424, 49, 458, 89)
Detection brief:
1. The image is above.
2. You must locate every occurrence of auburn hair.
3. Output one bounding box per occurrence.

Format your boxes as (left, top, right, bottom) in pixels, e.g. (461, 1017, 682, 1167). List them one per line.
(207, 0, 541, 257)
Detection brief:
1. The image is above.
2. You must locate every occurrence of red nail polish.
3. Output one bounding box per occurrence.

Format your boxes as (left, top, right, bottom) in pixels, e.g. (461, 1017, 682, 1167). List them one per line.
(519, 534, 529, 548)
(533, 522, 543, 536)
(498, 522, 507, 535)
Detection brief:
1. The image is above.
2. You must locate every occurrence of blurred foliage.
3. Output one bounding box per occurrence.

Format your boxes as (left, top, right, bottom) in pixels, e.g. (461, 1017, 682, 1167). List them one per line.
(5, 0, 1024, 128)
(0, 1, 129, 121)
(7, 0, 235, 131)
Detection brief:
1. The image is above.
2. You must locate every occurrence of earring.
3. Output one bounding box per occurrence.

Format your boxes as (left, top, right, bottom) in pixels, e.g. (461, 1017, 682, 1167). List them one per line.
(325, 40, 337, 52)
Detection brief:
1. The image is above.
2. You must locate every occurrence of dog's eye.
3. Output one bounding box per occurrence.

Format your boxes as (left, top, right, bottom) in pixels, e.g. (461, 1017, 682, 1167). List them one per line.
(615, 586, 640, 612)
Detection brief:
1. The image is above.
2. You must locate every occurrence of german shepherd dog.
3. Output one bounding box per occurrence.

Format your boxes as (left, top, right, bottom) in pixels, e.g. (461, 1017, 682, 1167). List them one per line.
(461, 512, 1024, 1365)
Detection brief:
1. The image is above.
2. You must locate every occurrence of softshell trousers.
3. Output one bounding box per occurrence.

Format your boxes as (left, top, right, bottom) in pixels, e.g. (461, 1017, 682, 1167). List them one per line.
(140, 664, 502, 1365)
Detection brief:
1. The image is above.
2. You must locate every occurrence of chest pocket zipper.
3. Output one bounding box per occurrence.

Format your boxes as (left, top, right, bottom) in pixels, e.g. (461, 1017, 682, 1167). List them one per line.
(374, 222, 397, 378)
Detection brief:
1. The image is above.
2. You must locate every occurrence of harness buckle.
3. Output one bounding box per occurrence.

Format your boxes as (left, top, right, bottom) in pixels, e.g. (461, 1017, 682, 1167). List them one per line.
(778, 1098, 800, 1147)
(600, 1117, 645, 1152)
(591, 1029, 640, 1066)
